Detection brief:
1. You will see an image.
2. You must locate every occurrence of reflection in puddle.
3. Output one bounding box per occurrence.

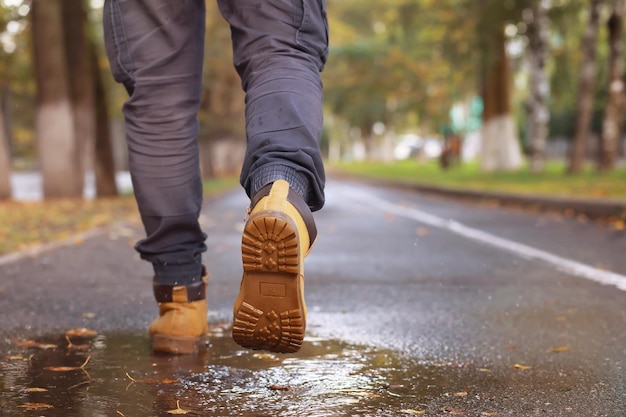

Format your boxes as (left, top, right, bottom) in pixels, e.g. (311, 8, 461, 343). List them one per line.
(1, 329, 479, 416)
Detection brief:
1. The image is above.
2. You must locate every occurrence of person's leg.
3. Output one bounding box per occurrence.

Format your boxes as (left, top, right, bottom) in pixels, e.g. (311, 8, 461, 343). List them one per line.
(103, 0, 209, 354)
(218, 0, 329, 210)
(218, 0, 329, 353)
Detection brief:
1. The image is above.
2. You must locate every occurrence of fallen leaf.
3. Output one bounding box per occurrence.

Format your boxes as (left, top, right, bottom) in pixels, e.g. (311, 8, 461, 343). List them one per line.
(513, 363, 532, 370)
(269, 384, 291, 391)
(453, 391, 468, 397)
(45, 355, 91, 372)
(550, 346, 569, 353)
(167, 400, 189, 415)
(6, 354, 25, 360)
(82, 312, 97, 319)
(16, 340, 58, 350)
(18, 403, 53, 410)
(401, 410, 426, 415)
(65, 328, 97, 337)
(442, 406, 466, 415)
(25, 387, 48, 393)
(481, 412, 500, 416)
(125, 372, 177, 384)
(478, 368, 491, 372)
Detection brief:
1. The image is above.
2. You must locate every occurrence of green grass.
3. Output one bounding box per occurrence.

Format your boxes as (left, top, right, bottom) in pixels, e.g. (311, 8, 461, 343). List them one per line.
(331, 160, 626, 200)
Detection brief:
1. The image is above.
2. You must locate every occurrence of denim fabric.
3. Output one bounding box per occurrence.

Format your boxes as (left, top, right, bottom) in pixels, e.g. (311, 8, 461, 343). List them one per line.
(103, 0, 328, 285)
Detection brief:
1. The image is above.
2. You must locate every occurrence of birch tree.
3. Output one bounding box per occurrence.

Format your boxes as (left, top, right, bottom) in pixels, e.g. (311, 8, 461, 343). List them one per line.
(31, 0, 79, 198)
(599, 0, 624, 171)
(525, 0, 551, 173)
(568, 0, 603, 173)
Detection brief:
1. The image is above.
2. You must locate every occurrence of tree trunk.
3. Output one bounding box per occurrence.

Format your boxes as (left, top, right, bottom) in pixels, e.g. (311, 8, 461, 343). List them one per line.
(31, 0, 79, 198)
(599, 0, 625, 171)
(526, 0, 551, 173)
(61, 0, 95, 195)
(0, 97, 11, 200)
(480, 27, 524, 172)
(91, 40, 118, 197)
(568, 0, 602, 174)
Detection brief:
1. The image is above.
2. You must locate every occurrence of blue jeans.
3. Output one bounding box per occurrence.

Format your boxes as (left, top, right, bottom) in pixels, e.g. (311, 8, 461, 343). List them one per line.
(103, 0, 328, 285)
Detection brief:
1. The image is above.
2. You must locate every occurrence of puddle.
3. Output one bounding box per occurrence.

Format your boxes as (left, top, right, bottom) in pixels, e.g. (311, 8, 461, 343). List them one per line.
(1, 329, 502, 416)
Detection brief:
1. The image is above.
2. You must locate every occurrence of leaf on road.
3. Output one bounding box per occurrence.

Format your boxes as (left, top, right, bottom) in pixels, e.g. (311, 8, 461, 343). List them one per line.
(125, 372, 177, 384)
(550, 346, 569, 353)
(6, 354, 25, 360)
(478, 368, 491, 372)
(45, 355, 91, 372)
(453, 391, 468, 397)
(65, 328, 98, 337)
(167, 400, 189, 415)
(268, 384, 291, 391)
(16, 340, 58, 350)
(481, 412, 500, 416)
(401, 410, 426, 414)
(416, 227, 429, 236)
(442, 406, 466, 414)
(513, 363, 532, 370)
(65, 336, 91, 351)
(18, 403, 53, 410)
(25, 387, 48, 392)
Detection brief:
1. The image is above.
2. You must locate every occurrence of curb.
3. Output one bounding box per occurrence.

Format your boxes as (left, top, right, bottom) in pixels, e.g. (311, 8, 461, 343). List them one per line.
(331, 173, 626, 220)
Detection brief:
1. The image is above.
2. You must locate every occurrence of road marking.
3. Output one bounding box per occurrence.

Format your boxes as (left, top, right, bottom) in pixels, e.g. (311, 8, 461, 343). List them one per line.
(346, 189, 626, 291)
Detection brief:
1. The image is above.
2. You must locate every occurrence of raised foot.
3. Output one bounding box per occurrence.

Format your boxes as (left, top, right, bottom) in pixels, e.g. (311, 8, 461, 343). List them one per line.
(232, 302, 304, 353)
(241, 216, 299, 274)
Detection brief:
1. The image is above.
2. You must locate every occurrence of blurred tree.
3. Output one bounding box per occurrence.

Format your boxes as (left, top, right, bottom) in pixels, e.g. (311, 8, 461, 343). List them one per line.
(198, 2, 246, 177)
(91, 37, 118, 197)
(61, 0, 94, 196)
(568, 0, 603, 173)
(525, 0, 551, 173)
(32, 0, 80, 198)
(0, 97, 9, 199)
(598, 0, 624, 171)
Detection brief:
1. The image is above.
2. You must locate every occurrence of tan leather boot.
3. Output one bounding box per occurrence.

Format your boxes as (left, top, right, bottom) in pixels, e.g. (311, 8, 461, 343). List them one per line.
(232, 180, 317, 353)
(149, 269, 209, 354)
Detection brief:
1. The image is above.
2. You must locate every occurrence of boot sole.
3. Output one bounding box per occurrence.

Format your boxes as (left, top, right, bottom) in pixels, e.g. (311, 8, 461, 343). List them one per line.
(151, 333, 209, 355)
(233, 212, 305, 353)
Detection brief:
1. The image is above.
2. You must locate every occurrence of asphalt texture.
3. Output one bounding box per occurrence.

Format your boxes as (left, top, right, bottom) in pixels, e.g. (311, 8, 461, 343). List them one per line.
(1, 178, 625, 416)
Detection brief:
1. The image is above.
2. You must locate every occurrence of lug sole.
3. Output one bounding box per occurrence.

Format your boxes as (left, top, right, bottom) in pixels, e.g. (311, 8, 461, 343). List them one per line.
(233, 212, 305, 353)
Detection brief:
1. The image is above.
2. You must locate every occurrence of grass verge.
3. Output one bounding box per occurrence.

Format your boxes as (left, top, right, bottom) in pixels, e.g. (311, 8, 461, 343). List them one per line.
(331, 160, 626, 200)
(0, 177, 239, 256)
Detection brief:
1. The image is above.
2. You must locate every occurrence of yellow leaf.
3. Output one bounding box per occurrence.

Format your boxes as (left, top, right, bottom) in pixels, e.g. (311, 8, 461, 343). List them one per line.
(513, 363, 532, 370)
(19, 403, 53, 410)
(65, 328, 98, 337)
(551, 346, 569, 353)
(25, 388, 48, 392)
(402, 410, 426, 415)
(453, 391, 468, 397)
(167, 400, 189, 415)
(416, 227, 429, 236)
(16, 340, 58, 350)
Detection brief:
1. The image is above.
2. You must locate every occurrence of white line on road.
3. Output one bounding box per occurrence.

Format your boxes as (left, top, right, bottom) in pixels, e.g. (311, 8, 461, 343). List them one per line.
(345, 189, 626, 292)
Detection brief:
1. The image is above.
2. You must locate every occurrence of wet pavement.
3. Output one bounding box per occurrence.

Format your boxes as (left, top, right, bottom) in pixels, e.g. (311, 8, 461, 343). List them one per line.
(1, 179, 625, 416)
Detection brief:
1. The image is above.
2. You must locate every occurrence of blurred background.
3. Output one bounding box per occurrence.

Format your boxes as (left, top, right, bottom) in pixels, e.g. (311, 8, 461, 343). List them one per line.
(0, 0, 624, 202)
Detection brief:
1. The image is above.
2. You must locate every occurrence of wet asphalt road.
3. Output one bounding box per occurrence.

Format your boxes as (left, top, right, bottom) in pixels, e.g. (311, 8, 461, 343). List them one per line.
(1, 179, 625, 416)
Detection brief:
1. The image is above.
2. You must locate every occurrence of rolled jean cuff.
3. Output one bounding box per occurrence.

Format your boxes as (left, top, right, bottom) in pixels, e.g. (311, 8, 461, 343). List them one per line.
(251, 164, 310, 202)
(152, 261, 204, 287)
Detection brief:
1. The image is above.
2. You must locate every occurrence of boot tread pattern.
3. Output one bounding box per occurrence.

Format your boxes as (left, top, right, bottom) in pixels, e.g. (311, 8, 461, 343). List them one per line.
(233, 302, 304, 353)
(242, 216, 299, 274)
(234, 214, 304, 353)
